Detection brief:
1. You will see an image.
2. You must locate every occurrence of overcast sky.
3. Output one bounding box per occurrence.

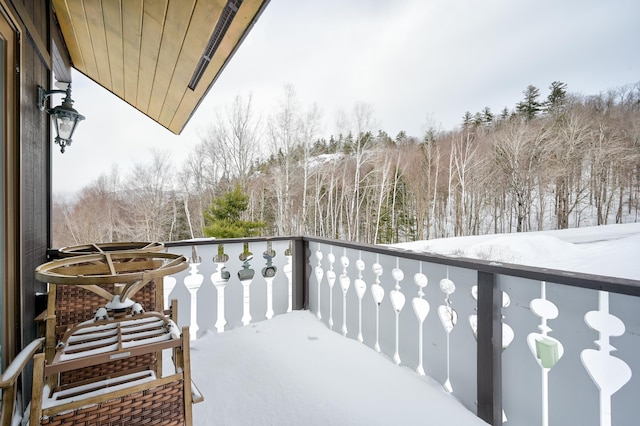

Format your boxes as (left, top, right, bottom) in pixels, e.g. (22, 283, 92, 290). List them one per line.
(53, 0, 640, 196)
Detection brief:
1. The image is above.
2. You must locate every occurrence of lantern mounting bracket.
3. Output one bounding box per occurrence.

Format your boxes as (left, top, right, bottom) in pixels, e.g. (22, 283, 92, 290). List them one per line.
(37, 87, 67, 111)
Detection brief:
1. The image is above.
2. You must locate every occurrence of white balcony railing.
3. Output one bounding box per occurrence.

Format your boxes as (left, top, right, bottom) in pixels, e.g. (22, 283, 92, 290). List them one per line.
(164, 236, 640, 426)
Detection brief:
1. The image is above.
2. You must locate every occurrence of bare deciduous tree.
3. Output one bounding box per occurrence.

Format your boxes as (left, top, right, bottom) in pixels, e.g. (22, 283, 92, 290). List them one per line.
(204, 94, 261, 188)
(125, 150, 175, 241)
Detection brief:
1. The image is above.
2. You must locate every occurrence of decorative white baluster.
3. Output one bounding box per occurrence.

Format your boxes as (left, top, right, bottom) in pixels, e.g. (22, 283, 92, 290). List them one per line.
(262, 249, 277, 320)
(371, 256, 384, 352)
(469, 287, 477, 341)
(238, 252, 255, 326)
(339, 251, 351, 337)
(527, 281, 564, 426)
(581, 291, 631, 426)
(212, 260, 230, 333)
(390, 259, 406, 365)
(438, 270, 457, 393)
(354, 256, 367, 343)
(412, 264, 429, 376)
(284, 251, 293, 313)
(185, 261, 204, 340)
(326, 250, 336, 330)
(314, 248, 324, 320)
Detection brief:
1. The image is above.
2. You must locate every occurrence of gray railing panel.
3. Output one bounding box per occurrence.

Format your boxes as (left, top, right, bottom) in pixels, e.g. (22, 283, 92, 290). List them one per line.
(610, 291, 640, 426)
(497, 275, 544, 425)
(499, 275, 640, 426)
(308, 241, 479, 415)
(544, 281, 599, 426)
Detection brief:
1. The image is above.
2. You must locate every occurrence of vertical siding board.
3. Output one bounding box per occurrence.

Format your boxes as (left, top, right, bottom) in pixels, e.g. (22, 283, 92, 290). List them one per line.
(11, 0, 51, 407)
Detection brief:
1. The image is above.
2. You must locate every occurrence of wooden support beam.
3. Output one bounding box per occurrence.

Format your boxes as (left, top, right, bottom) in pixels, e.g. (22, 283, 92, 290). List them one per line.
(29, 353, 46, 424)
(292, 238, 308, 310)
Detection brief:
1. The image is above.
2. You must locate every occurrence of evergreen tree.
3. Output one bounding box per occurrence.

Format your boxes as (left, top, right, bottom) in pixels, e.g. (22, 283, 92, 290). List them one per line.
(516, 85, 543, 120)
(545, 81, 568, 116)
(328, 135, 339, 153)
(342, 132, 355, 154)
(500, 107, 510, 121)
(395, 130, 407, 144)
(203, 185, 265, 238)
(462, 111, 473, 128)
(482, 106, 494, 126)
(473, 112, 483, 127)
(311, 138, 327, 155)
(357, 131, 373, 150)
(376, 130, 394, 147)
(423, 127, 437, 145)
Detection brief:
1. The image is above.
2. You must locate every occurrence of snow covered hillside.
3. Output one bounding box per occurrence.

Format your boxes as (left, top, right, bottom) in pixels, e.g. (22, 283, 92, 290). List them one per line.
(393, 223, 640, 280)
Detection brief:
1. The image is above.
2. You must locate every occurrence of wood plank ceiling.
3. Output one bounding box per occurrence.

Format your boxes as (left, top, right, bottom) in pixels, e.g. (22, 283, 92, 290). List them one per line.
(52, 0, 269, 134)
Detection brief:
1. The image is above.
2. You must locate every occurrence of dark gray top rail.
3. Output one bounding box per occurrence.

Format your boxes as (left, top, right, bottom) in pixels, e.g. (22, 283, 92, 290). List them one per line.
(166, 235, 640, 297)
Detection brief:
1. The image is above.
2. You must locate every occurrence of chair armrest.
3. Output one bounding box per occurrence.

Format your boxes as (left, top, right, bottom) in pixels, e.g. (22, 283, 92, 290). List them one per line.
(34, 310, 48, 323)
(191, 379, 204, 404)
(0, 338, 45, 388)
(1, 338, 45, 426)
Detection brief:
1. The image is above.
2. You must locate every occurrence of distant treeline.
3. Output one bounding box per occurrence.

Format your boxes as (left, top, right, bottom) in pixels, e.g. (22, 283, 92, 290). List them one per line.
(53, 82, 640, 247)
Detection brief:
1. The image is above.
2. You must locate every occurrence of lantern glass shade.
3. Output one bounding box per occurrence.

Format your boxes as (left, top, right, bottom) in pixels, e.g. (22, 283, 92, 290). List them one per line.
(50, 107, 83, 141)
(48, 98, 85, 153)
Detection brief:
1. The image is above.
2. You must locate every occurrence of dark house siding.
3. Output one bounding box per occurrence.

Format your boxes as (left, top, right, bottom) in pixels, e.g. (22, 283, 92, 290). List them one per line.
(16, 0, 49, 345)
(6, 0, 61, 405)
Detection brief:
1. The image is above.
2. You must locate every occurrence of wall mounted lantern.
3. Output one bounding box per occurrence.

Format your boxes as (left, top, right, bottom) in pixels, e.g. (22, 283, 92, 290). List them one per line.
(37, 84, 85, 153)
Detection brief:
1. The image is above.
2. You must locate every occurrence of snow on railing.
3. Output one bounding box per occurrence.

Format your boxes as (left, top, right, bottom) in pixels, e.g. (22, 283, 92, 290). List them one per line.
(165, 236, 640, 426)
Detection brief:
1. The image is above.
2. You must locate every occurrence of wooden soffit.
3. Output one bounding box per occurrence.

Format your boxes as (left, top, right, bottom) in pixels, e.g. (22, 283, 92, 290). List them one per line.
(52, 0, 269, 134)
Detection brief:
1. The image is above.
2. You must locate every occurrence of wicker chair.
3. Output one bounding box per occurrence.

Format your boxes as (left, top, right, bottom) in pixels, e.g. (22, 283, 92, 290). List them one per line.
(32, 250, 198, 424)
(40, 255, 171, 385)
(41, 243, 165, 364)
(30, 312, 195, 425)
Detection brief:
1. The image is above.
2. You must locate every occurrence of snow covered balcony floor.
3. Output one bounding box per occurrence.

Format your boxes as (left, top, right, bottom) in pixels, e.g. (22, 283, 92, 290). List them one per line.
(188, 310, 486, 425)
(165, 227, 640, 426)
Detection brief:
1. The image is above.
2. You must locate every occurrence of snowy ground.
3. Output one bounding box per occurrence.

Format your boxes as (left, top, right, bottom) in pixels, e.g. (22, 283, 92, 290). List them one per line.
(190, 311, 487, 426)
(393, 223, 640, 280)
(189, 223, 639, 425)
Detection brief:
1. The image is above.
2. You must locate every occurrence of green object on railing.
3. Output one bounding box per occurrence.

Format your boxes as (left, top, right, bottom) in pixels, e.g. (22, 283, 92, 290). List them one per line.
(536, 337, 559, 368)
